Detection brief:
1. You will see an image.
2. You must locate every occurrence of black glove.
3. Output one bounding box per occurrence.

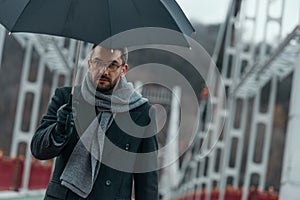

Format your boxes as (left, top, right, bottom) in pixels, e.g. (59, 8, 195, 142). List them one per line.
(53, 102, 74, 142)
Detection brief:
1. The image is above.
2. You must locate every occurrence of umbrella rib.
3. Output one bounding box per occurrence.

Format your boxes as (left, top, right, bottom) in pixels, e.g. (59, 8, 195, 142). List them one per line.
(9, 0, 31, 31)
(132, 0, 147, 27)
(61, 0, 75, 36)
(131, 0, 143, 25)
(107, 0, 112, 45)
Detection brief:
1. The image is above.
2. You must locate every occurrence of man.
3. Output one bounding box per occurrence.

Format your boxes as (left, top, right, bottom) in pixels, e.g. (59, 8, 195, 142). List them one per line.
(31, 45, 158, 200)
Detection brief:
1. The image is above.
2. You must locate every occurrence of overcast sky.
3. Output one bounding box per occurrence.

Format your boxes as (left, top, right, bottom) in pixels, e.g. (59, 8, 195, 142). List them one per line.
(176, 0, 299, 42)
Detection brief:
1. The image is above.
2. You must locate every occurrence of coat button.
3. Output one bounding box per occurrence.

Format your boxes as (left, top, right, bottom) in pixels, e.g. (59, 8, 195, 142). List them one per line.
(125, 143, 130, 150)
(105, 180, 111, 186)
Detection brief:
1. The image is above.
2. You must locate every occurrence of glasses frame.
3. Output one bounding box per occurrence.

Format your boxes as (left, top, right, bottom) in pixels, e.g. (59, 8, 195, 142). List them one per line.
(90, 58, 124, 72)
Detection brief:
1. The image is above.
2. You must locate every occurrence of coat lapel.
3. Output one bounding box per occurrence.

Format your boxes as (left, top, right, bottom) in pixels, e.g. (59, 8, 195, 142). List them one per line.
(103, 109, 143, 155)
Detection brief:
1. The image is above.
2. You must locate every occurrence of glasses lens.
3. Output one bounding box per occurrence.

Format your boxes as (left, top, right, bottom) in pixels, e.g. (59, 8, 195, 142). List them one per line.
(107, 63, 120, 71)
(92, 59, 107, 68)
(91, 59, 121, 72)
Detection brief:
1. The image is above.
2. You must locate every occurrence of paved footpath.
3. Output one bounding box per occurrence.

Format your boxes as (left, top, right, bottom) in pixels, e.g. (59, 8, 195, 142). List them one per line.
(0, 190, 44, 200)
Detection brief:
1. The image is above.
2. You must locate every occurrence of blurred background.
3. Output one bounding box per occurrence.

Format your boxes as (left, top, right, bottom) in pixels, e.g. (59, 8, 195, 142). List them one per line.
(0, 0, 300, 199)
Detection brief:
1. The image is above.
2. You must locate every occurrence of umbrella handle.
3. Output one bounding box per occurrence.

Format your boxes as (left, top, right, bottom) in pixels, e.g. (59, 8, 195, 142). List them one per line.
(68, 93, 73, 106)
(71, 40, 81, 95)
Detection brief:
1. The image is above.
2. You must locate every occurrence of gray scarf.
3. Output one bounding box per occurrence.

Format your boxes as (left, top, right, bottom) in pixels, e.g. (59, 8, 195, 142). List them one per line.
(60, 73, 147, 198)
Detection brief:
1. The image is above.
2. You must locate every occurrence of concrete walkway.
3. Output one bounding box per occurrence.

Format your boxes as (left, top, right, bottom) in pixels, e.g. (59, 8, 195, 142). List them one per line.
(0, 190, 45, 200)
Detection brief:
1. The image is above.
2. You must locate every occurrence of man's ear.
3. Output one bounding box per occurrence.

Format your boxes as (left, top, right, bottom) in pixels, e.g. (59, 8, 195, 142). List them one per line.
(88, 59, 91, 68)
(87, 59, 92, 71)
(120, 64, 128, 77)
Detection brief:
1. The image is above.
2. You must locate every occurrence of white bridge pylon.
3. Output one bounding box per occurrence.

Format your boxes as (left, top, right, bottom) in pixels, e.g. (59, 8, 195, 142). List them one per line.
(170, 0, 300, 199)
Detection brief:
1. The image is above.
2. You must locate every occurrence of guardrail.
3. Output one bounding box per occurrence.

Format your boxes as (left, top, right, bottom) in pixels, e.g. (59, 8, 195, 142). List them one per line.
(0, 155, 52, 191)
(174, 186, 278, 200)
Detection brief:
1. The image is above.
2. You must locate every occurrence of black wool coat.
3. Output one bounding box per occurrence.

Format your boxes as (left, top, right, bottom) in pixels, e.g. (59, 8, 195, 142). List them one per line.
(31, 87, 158, 200)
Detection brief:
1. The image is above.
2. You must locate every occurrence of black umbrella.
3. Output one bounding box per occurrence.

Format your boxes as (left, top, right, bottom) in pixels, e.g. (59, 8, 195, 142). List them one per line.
(0, 0, 194, 45)
(0, 0, 195, 94)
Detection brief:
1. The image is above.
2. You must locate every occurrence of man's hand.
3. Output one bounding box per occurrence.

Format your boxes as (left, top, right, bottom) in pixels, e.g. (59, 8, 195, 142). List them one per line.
(53, 103, 74, 142)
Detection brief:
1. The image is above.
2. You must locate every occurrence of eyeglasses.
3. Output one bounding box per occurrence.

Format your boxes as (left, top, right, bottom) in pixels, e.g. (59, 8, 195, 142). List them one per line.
(90, 58, 123, 72)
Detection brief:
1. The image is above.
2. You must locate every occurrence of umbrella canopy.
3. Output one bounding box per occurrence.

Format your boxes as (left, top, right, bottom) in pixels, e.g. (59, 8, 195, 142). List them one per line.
(0, 0, 194, 46)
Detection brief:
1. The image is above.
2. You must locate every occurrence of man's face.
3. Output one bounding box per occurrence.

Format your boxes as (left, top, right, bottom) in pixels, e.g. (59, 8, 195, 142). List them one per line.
(88, 46, 128, 94)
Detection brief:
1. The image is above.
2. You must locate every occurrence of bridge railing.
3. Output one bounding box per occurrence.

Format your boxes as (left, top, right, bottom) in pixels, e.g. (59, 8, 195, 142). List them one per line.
(173, 186, 279, 200)
(0, 155, 52, 191)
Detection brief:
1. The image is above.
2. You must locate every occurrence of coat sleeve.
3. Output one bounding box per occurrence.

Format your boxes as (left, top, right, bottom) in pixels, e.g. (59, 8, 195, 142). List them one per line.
(134, 105, 159, 200)
(30, 88, 70, 160)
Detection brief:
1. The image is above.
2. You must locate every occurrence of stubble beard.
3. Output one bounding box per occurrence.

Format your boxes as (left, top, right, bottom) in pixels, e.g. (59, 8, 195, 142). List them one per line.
(96, 78, 118, 94)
